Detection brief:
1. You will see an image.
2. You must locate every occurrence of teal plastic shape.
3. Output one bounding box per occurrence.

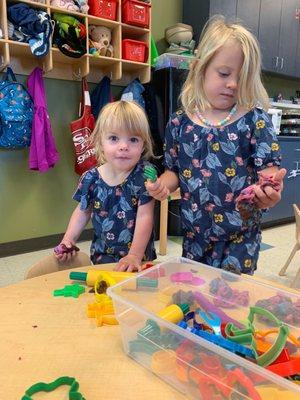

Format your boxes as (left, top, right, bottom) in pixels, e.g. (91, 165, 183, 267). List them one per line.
(143, 165, 157, 183)
(21, 376, 85, 400)
(53, 283, 85, 298)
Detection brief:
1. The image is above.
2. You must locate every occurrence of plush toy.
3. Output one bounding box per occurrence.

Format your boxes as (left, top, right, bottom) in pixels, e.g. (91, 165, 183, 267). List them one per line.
(50, 0, 79, 12)
(75, 0, 89, 13)
(50, 0, 88, 13)
(88, 25, 113, 57)
(165, 23, 196, 56)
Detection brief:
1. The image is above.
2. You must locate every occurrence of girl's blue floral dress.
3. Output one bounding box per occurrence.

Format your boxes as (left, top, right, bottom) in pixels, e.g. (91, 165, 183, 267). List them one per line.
(165, 108, 281, 274)
(73, 160, 157, 264)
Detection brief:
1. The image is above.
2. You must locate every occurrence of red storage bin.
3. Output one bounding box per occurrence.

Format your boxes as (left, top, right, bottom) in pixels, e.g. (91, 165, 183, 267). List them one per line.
(122, 39, 148, 62)
(122, 0, 151, 28)
(88, 0, 118, 20)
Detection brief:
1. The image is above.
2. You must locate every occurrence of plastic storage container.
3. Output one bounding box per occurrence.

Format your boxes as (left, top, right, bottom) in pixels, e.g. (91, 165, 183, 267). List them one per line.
(122, 39, 148, 62)
(88, 0, 118, 20)
(122, 0, 151, 28)
(108, 257, 300, 399)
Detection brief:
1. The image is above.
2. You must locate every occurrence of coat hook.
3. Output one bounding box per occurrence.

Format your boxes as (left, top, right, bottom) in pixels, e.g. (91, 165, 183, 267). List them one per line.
(73, 67, 82, 80)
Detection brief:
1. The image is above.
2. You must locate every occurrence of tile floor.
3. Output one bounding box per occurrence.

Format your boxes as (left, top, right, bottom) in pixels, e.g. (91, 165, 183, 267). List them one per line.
(0, 222, 299, 289)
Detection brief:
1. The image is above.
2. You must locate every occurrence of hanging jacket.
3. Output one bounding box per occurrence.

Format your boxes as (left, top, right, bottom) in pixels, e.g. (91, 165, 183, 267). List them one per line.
(90, 76, 113, 120)
(27, 67, 59, 172)
(121, 78, 145, 108)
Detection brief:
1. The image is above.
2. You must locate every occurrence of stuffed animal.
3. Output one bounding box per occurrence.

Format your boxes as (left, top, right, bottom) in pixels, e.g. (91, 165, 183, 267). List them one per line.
(165, 23, 196, 56)
(75, 0, 89, 13)
(50, 0, 79, 12)
(88, 25, 113, 57)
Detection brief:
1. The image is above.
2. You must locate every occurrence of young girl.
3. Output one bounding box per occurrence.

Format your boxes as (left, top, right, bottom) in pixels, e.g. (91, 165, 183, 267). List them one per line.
(146, 17, 286, 275)
(55, 100, 156, 271)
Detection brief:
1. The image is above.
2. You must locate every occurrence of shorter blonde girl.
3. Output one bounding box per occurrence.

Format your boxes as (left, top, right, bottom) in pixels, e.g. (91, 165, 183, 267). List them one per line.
(92, 100, 154, 164)
(181, 16, 269, 114)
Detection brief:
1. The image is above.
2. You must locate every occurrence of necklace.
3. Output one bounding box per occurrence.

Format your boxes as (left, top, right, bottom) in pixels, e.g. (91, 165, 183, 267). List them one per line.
(195, 104, 237, 128)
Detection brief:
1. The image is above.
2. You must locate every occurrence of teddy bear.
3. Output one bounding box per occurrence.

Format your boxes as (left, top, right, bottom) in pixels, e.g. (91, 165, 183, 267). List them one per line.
(88, 25, 113, 58)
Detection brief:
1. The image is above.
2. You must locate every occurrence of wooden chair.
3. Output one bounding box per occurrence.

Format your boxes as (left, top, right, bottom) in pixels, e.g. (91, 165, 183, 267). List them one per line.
(159, 188, 181, 255)
(25, 251, 91, 279)
(279, 204, 300, 288)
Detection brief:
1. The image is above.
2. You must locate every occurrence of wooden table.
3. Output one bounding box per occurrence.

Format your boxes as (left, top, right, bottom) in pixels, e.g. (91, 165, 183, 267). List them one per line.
(1, 265, 299, 399)
(0, 265, 184, 399)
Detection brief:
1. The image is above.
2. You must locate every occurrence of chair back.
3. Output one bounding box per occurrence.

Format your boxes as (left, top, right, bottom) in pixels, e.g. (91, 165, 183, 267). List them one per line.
(293, 204, 300, 245)
(25, 251, 91, 279)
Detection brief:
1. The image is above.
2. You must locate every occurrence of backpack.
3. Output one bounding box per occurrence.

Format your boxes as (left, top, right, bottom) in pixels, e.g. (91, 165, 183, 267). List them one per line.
(0, 67, 34, 149)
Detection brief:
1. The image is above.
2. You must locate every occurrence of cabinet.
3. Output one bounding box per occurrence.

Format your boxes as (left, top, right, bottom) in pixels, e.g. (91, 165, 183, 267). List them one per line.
(0, 0, 151, 84)
(259, 0, 300, 77)
(262, 137, 300, 225)
(183, 0, 300, 79)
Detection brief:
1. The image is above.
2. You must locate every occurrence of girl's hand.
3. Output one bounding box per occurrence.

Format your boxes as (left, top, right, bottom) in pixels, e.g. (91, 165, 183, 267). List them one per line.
(253, 168, 287, 209)
(145, 177, 170, 201)
(54, 240, 78, 262)
(114, 254, 142, 272)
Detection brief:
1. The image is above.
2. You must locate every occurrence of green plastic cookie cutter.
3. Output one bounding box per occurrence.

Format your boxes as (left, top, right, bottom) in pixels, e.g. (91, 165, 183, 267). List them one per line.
(21, 376, 85, 400)
(225, 321, 255, 345)
(143, 165, 157, 182)
(53, 283, 85, 298)
(248, 306, 290, 367)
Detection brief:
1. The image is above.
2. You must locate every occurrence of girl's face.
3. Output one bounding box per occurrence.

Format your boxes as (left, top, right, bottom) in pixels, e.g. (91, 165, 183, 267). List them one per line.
(203, 40, 244, 111)
(102, 129, 144, 173)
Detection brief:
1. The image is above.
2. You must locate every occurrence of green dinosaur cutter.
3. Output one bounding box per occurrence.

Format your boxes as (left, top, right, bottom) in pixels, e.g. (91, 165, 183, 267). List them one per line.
(143, 165, 157, 183)
(21, 376, 85, 400)
(53, 283, 85, 298)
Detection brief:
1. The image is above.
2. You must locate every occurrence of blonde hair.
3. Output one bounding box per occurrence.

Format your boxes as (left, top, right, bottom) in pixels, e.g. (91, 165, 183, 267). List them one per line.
(92, 100, 154, 164)
(181, 16, 270, 114)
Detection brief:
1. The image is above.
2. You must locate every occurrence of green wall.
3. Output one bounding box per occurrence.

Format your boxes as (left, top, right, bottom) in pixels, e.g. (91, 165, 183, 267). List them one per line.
(0, 0, 183, 245)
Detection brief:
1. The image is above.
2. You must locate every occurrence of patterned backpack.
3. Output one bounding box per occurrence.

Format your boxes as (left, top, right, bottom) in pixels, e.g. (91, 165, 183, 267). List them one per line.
(0, 67, 34, 149)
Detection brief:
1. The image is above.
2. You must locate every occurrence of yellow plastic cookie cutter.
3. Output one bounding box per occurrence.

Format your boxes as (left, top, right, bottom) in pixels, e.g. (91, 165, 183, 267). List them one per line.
(94, 272, 117, 303)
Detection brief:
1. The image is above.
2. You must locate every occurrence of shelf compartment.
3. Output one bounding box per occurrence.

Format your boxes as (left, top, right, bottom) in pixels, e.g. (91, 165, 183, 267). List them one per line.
(7, 0, 48, 11)
(0, 41, 10, 71)
(88, 54, 121, 80)
(121, 60, 150, 83)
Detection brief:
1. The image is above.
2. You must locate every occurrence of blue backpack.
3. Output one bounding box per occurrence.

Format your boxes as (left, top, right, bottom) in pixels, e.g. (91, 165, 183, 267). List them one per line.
(0, 67, 34, 149)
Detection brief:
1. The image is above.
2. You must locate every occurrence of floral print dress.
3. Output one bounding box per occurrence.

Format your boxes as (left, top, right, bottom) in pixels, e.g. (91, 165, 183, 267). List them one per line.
(73, 160, 157, 264)
(164, 108, 281, 274)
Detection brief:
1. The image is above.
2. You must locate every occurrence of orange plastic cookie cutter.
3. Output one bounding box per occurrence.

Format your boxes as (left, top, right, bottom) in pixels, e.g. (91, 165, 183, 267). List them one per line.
(151, 350, 177, 375)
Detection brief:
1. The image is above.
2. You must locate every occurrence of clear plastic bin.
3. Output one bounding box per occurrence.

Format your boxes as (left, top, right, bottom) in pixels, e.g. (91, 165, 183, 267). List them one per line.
(108, 257, 300, 399)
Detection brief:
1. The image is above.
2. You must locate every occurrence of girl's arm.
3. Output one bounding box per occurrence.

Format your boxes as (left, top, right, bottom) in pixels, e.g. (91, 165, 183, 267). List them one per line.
(114, 199, 155, 272)
(55, 204, 92, 262)
(253, 167, 286, 209)
(145, 169, 179, 201)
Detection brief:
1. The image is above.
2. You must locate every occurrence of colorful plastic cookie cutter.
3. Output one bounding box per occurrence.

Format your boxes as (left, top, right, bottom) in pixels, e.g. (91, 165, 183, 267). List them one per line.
(194, 291, 243, 328)
(94, 272, 116, 302)
(198, 310, 222, 336)
(224, 321, 255, 345)
(255, 329, 300, 348)
(195, 328, 256, 359)
(21, 376, 85, 400)
(170, 271, 205, 286)
(87, 301, 118, 327)
(53, 284, 85, 298)
(267, 356, 300, 377)
(151, 350, 177, 375)
(248, 306, 290, 367)
(143, 165, 157, 182)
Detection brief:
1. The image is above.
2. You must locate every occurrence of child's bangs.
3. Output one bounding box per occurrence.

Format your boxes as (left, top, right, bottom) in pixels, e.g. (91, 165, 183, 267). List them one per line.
(102, 104, 145, 137)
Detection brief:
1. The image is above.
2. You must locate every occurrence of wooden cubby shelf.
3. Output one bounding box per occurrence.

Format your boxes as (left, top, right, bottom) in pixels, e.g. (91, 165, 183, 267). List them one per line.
(0, 0, 151, 84)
